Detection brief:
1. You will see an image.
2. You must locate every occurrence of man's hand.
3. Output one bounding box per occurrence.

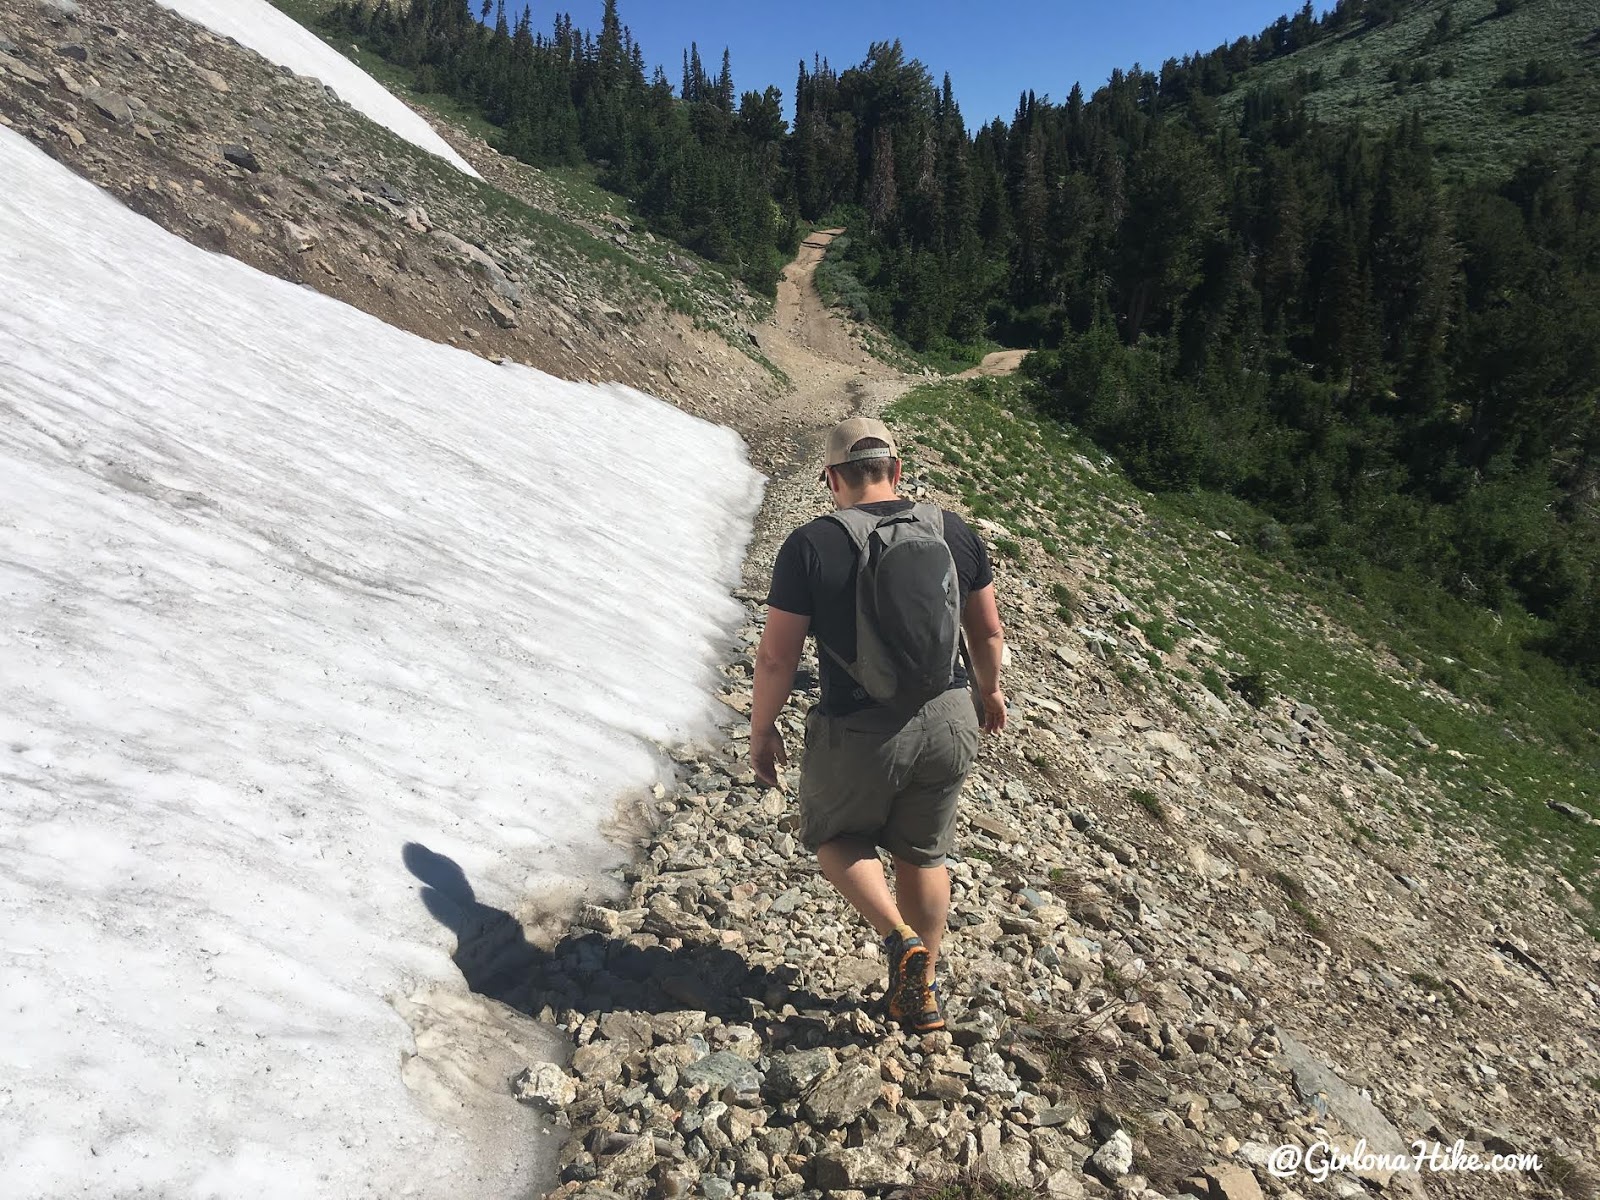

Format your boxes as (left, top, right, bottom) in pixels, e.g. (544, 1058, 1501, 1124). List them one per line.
(979, 688, 1008, 734)
(750, 726, 788, 788)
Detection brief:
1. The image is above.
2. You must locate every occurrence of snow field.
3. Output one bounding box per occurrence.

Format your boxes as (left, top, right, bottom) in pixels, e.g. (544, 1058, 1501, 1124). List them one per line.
(0, 128, 762, 1197)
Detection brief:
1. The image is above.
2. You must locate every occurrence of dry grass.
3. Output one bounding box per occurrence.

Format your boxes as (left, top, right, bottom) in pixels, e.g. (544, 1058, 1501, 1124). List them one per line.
(1546, 1154, 1600, 1200)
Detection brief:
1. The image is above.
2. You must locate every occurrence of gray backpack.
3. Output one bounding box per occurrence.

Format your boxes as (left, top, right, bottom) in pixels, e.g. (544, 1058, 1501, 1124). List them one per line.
(822, 503, 961, 711)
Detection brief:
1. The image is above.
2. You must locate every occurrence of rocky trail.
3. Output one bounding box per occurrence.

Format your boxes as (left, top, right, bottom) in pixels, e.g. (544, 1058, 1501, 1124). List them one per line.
(736, 226, 920, 593)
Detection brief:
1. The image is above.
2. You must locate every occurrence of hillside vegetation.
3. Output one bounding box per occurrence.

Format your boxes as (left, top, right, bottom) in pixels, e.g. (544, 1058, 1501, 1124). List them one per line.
(1214, 0, 1600, 181)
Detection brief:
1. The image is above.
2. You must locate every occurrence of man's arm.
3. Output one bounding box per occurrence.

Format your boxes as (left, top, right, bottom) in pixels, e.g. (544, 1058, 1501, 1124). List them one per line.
(962, 584, 1007, 734)
(749, 606, 810, 787)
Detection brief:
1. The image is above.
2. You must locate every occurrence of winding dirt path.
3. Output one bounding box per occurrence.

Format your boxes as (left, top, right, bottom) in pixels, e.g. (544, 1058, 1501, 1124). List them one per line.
(744, 229, 909, 442)
(735, 230, 1027, 591)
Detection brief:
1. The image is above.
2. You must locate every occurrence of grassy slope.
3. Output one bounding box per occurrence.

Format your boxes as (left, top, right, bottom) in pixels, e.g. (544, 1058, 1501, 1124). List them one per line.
(892, 377, 1600, 934)
(1217, 0, 1600, 180)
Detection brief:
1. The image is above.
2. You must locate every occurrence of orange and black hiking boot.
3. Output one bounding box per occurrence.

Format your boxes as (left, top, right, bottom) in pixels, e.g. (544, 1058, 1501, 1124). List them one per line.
(903, 981, 946, 1035)
(883, 929, 940, 1031)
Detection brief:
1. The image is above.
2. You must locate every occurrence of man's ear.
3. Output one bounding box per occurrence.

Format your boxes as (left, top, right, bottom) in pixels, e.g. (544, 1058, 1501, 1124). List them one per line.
(891, 459, 904, 485)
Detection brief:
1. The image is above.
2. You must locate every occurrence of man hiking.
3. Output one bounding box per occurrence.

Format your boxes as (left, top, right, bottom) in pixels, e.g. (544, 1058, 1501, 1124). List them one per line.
(750, 417, 1007, 1034)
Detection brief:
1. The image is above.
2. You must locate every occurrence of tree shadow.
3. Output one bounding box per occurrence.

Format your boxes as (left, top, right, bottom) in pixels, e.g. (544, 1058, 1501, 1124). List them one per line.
(402, 842, 853, 1041)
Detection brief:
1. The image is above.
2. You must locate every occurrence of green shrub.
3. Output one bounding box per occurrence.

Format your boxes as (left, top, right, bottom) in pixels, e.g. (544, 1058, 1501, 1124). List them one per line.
(1131, 788, 1166, 823)
(1229, 670, 1273, 708)
(1522, 89, 1555, 116)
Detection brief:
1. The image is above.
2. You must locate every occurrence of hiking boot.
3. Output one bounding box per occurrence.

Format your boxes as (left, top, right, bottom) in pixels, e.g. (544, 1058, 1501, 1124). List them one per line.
(882, 928, 932, 1028)
(904, 981, 946, 1035)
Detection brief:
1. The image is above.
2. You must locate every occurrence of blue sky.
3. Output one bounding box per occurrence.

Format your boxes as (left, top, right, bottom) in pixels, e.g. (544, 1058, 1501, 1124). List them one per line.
(545, 0, 1315, 128)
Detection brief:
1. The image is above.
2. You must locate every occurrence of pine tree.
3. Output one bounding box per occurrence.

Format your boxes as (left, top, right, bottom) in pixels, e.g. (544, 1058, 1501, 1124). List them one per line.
(866, 127, 898, 233)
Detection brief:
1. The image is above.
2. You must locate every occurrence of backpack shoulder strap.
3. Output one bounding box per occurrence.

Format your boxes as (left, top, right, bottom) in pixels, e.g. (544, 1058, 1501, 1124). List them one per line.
(911, 502, 948, 532)
(816, 508, 877, 678)
(821, 506, 879, 554)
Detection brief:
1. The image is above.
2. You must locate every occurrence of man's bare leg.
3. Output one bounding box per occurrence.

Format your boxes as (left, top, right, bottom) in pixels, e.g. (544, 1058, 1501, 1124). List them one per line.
(816, 838, 905, 936)
(893, 858, 950, 983)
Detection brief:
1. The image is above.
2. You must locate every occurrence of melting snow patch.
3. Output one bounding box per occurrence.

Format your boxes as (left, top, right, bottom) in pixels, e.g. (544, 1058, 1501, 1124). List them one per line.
(0, 129, 760, 1197)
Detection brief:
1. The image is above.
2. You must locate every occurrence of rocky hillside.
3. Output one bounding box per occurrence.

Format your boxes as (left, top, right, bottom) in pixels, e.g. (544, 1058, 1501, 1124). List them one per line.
(0, 0, 780, 427)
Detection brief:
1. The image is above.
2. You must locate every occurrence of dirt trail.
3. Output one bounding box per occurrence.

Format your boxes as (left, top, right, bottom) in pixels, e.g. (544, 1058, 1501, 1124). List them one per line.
(734, 229, 1029, 591)
(958, 348, 1031, 378)
(736, 229, 914, 589)
(744, 229, 908, 442)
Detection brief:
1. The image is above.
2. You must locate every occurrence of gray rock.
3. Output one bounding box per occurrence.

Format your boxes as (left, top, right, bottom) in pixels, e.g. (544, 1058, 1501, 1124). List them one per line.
(763, 1048, 834, 1102)
(221, 143, 261, 172)
(677, 1099, 726, 1135)
(1550, 799, 1597, 825)
(84, 86, 133, 123)
(574, 903, 623, 936)
(1086, 1129, 1133, 1181)
(969, 1050, 1020, 1097)
(681, 1050, 762, 1105)
(487, 296, 519, 329)
(948, 1009, 1001, 1047)
(968, 812, 1022, 842)
(0, 51, 49, 88)
(571, 1041, 627, 1086)
(812, 1146, 911, 1189)
(601, 1133, 655, 1179)
(55, 43, 87, 61)
(597, 1011, 653, 1054)
(733, 1146, 771, 1182)
(1030, 1126, 1078, 1170)
(367, 179, 407, 206)
(1205, 1164, 1265, 1200)
(1004, 780, 1034, 804)
(981, 1139, 1035, 1188)
(1278, 1031, 1425, 1199)
(1001, 1040, 1049, 1082)
(510, 1062, 575, 1112)
(656, 1170, 696, 1199)
(1034, 1105, 1084, 1131)
(801, 1057, 881, 1128)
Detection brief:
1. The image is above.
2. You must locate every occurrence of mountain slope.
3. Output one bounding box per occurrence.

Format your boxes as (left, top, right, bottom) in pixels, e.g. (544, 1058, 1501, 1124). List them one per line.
(156, 0, 480, 175)
(1218, 0, 1600, 179)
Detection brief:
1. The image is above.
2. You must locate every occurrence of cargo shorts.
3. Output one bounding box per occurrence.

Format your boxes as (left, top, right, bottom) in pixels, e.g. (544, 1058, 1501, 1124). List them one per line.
(797, 687, 982, 867)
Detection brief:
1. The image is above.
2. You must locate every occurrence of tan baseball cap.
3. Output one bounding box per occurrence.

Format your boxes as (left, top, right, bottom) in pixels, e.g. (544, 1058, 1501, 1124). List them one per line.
(819, 416, 899, 481)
